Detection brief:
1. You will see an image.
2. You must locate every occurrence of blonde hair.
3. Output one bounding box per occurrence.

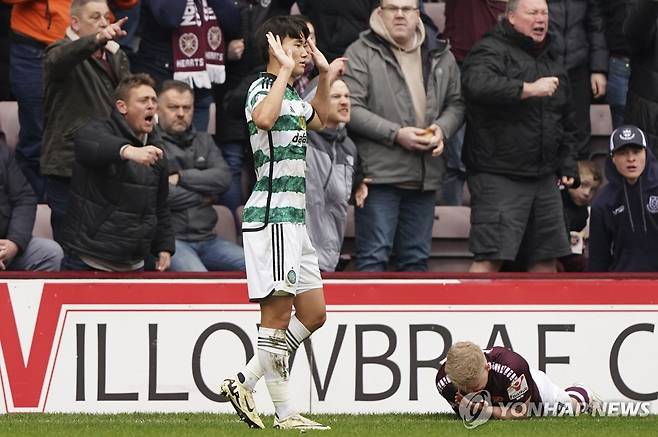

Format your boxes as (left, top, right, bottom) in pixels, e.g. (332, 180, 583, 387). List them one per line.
(444, 341, 486, 390)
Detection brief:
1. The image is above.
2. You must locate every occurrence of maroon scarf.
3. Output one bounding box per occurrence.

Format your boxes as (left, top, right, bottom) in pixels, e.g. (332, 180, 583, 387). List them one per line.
(172, 0, 226, 88)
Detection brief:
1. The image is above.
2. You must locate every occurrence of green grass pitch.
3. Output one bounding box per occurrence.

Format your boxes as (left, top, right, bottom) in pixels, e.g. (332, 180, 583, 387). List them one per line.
(1, 413, 657, 436)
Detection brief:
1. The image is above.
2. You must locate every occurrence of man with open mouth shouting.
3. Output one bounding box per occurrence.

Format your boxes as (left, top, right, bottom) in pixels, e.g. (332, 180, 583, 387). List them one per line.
(60, 73, 175, 273)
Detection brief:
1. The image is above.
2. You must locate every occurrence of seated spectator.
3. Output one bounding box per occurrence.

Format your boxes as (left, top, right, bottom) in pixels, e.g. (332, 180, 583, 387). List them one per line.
(157, 80, 245, 272)
(589, 125, 658, 272)
(130, 0, 241, 131)
(42, 0, 131, 245)
(343, 0, 465, 272)
(61, 74, 175, 272)
(559, 160, 602, 272)
(0, 142, 63, 271)
(305, 79, 358, 272)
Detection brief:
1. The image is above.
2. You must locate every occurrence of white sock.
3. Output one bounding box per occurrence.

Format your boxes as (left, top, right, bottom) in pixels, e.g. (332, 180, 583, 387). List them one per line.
(257, 327, 296, 419)
(286, 315, 312, 352)
(238, 315, 312, 391)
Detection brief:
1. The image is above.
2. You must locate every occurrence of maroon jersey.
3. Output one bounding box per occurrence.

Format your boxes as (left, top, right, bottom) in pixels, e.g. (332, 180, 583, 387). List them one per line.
(435, 347, 542, 414)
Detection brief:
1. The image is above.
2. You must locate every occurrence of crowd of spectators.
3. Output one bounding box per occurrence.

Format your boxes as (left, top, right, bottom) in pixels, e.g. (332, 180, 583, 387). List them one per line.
(0, 0, 656, 273)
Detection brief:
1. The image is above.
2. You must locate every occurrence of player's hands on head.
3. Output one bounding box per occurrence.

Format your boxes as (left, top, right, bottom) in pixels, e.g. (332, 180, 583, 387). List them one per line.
(155, 251, 171, 272)
(96, 16, 128, 46)
(122, 145, 164, 166)
(328, 57, 348, 83)
(266, 32, 295, 72)
(308, 38, 330, 74)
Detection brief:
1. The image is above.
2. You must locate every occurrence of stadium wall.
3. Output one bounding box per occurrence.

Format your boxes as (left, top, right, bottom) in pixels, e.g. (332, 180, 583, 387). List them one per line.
(0, 277, 656, 414)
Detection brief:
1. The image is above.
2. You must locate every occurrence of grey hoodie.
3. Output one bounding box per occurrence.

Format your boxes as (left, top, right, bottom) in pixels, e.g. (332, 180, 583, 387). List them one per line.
(305, 127, 357, 271)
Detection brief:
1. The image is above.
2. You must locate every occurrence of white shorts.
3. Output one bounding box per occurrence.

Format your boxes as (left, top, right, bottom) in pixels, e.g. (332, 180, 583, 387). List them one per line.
(243, 223, 323, 302)
(530, 367, 573, 415)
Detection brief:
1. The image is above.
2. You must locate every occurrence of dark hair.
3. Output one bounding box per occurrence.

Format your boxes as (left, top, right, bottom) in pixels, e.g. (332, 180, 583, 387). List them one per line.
(257, 15, 310, 64)
(158, 80, 194, 97)
(115, 73, 156, 101)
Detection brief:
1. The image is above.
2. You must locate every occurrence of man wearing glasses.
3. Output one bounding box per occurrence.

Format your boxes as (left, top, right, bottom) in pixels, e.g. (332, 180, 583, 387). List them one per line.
(343, 0, 464, 272)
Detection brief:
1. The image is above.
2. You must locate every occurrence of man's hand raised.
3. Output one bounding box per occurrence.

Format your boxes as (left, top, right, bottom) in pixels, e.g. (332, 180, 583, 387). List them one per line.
(96, 16, 128, 46)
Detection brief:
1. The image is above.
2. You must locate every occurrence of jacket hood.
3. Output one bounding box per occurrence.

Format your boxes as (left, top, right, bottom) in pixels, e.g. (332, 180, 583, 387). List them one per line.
(158, 125, 197, 149)
(358, 27, 450, 58)
(369, 7, 425, 52)
(312, 126, 357, 156)
(316, 125, 347, 143)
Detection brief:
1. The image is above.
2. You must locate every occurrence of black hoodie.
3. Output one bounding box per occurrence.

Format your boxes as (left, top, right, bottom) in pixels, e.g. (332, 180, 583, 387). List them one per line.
(588, 148, 658, 271)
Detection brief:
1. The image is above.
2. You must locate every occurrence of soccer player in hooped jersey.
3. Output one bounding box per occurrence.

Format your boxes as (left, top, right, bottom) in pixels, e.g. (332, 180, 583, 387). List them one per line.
(436, 342, 598, 420)
(220, 16, 335, 430)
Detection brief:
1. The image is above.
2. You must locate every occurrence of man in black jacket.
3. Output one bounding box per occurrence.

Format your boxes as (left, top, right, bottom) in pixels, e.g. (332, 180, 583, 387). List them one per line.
(61, 74, 175, 272)
(157, 80, 245, 272)
(462, 0, 579, 273)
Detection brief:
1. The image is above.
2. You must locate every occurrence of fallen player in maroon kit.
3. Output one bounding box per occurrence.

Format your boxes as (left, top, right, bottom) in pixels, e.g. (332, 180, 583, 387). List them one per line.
(436, 342, 598, 419)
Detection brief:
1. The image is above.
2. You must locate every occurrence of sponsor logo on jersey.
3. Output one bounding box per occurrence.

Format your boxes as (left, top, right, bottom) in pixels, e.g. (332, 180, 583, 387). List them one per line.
(507, 374, 529, 401)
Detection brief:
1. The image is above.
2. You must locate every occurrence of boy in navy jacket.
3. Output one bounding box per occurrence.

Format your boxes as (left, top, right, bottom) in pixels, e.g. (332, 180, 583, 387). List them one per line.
(589, 125, 658, 271)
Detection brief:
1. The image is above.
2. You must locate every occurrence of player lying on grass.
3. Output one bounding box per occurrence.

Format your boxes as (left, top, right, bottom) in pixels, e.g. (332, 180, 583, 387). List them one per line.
(436, 341, 599, 419)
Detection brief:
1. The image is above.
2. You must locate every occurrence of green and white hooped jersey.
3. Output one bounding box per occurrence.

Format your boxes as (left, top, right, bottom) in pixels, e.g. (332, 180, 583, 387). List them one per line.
(243, 72, 315, 230)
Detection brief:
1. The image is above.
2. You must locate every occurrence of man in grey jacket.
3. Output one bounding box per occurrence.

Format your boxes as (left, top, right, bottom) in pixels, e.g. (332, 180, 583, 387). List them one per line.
(343, 0, 464, 271)
(305, 79, 359, 272)
(157, 80, 245, 272)
(42, 0, 130, 244)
